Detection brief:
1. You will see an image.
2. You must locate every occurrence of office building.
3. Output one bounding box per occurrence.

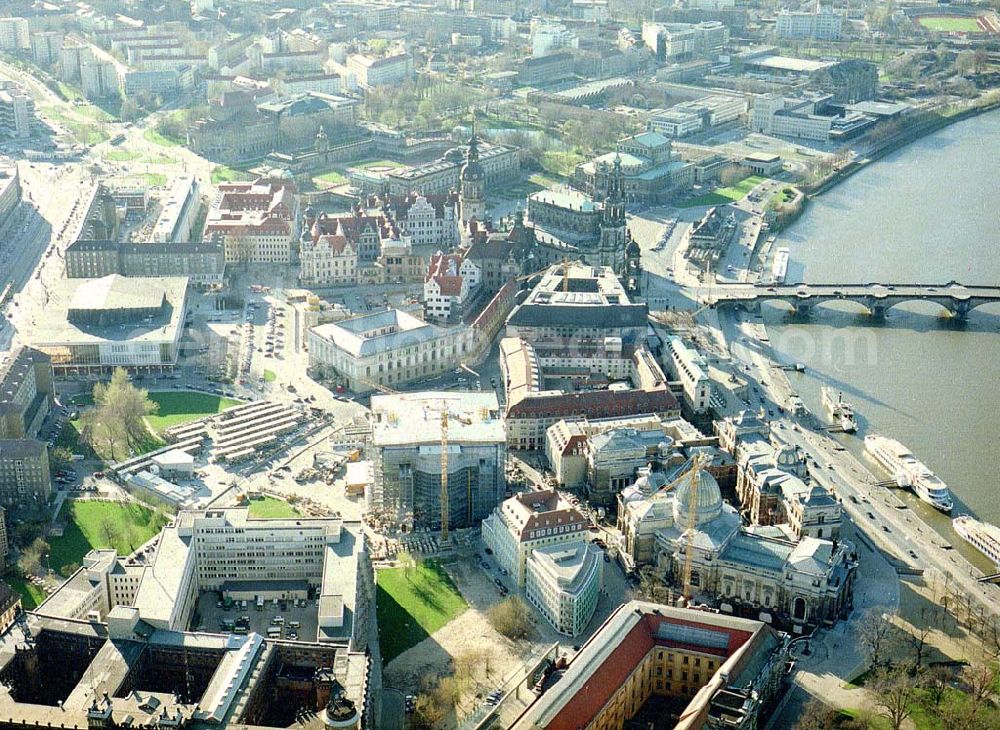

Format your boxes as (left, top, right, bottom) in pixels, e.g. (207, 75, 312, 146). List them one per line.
(369, 392, 506, 531)
(0, 439, 50, 507)
(0, 165, 20, 226)
(0, 345, 54, 440)
(510, 601, 791, 730)
(482, 489, 590, 589)
(526, 541, 603, 637)
(750, 94, 874, 142)
(65, 239, 225, 285)
(0, 18, 29, 52)
(776, 8, 843, 41)
(648, 96, 748, 138)
(0, 82, 34, 139)
(665, 335, 712, 414)
(307, 308, 475, 392)
(150, 174, 199, 244)
(641, 21, 729, 62)
(346, 52, 414, 89)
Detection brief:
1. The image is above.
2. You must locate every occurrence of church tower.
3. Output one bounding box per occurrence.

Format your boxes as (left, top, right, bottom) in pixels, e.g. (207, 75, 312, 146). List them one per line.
(459, 126, 486, 226)
(599, 154, 628, 275)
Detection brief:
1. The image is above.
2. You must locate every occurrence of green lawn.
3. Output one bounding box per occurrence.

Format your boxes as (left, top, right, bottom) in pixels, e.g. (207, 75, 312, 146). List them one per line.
(144, 391, 241, 433)
(918, 16, 982, 32)
(104, 148, 141, 162)
(541, 149, 585, 178)
(141, 173, 167, 188)
(3, 577, 47, 610)
(376, 560, 468, 663)
(211, 165, 252, 184)
(263, 369, 277, 383)
(143, 154, 178, 165)
(248, 496, 302, 519)
(313, 170, 348, 186)
(677, 175, 767, 208)
(143, 128, 180, 147)
(49, 501, 170, 573)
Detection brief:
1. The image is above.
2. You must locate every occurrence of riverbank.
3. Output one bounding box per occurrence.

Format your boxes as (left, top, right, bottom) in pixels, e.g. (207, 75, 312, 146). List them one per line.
(804, 93, 1000, 198)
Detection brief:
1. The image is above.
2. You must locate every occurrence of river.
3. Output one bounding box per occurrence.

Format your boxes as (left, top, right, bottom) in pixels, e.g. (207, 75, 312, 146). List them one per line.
(763, 110, 1000, 556)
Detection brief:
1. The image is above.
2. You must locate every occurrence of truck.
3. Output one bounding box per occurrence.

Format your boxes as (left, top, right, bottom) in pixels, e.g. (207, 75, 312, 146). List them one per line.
(256, 596, 264, 611)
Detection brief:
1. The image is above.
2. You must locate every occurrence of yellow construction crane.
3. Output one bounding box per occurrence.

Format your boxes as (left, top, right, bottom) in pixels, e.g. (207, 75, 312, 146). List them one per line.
(678, 453, 707, 606)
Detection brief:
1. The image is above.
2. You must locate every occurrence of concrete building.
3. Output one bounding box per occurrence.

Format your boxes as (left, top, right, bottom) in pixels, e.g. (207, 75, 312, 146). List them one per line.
(368, 192, 460, 249)
(0, 165, 20, 226)
(616, 463, 857, 630)
(203, 173, 299, 264)
(307, 308, 475, 392)
(481, 489, 590, 588)
(665, 335, 712, 414)
(0, 18, 29, 52)
(0, 439, 50, 507)
(30, 30, 63, 67)
(501, 263, 679, 454)
(530, 21, 579, 58)
(346, 52, 413, 89)
(647, 96, 748, 138)
(80, 57, 121, 100)
(150, 174, 199, 244)
(641, 21, 729, 62)
(750, 92, 876, 141)
(27, 275, 189, 375)
(369, 392, 506, 531)
(64, 239, 225, 285)
(776, 8, 843, 41)
(0, 82, 34, 139)
(0, 506, 8, 567)
(0, 581, 19, 633)
(516, 51, 575, 87)
(0, 346, 54, 440)
(510, 601, 790, 730)
(526, 541, 603, 637)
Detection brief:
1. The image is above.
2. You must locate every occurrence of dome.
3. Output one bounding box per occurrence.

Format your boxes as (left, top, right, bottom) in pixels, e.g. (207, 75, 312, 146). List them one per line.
(774, 444, 799, 469)
(672, 469, 723, 526)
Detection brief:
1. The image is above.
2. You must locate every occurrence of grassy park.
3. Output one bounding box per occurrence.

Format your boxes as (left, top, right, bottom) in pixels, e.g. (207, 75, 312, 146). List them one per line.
(48, 501, 170, 574)
(678, 175, 767, 208)
(376, 559, 468, 663)
(313, 170, 349, 186)
(917, 16, 982, 32)
(144, 391, 241, 434)
(211, 165, 252, 184)
(4, 577, 47, 610)
(247, 496, 303, 519)
(143, 128, 180, 147)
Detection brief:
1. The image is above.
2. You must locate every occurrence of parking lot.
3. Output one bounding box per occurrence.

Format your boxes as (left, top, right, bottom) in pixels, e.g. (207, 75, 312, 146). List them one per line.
(191, 590, 320, 642)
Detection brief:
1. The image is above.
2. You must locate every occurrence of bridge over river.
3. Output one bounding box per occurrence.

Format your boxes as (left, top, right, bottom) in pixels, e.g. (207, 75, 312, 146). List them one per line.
(706, 282, 1000, 319)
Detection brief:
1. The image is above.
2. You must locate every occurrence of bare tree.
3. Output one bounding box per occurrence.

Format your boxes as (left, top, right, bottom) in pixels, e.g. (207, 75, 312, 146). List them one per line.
(793, 698, 838, 730)
(871, 666, 916, 730)
(921, 665, 951, 707)
(960, 661, 998, 705)
(858, 609, 898, 669)
(903, 608, 934, 672)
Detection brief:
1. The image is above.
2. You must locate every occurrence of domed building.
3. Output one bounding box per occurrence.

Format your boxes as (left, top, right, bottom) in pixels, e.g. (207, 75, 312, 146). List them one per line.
(617, 458, 857, 630)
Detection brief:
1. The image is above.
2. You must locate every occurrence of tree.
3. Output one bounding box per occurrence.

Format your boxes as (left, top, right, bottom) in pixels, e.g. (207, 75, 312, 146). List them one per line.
(960, 661, 998, 705)
(871, 666, 916, 730)
(410, 693, 444, 730)
(59, 561, 81, 578)
(49, 446, 74, 473)
(922, 665, 951, 707)
(100, 517, 121, 549)
(719, 165, 753, 187)
(81, 369, 159, 460)
(794, 698, 839, 730)
(488, 596, 533, 640)
(903, 608, 934, 672)
(858, 609, 899, 669)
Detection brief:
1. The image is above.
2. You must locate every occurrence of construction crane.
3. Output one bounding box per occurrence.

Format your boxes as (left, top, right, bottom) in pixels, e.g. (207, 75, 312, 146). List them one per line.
(355, 374, 472, 542)
(677, 453, 708, 606)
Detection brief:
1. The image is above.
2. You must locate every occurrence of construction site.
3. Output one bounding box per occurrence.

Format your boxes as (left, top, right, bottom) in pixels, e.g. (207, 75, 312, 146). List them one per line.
(367, 391, 507, 534)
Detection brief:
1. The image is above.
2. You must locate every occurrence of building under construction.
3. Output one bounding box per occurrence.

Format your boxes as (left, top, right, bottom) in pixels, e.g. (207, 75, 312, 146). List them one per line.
(369, 392, 506, 532)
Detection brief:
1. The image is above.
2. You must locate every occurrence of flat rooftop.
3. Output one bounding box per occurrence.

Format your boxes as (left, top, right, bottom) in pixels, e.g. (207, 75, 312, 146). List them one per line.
(370, 391, 505, 446)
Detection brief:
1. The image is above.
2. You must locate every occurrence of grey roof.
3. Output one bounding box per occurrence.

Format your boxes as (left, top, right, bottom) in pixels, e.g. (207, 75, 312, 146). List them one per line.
(719, 532, 794, 572)
(310, 308, 451, 358)
(507, 303, 648, 329)
(0, 439, 47, 458)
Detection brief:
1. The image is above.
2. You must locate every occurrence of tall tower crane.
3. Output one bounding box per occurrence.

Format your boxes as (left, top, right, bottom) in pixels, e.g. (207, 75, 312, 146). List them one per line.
(680, 453, 708, 606)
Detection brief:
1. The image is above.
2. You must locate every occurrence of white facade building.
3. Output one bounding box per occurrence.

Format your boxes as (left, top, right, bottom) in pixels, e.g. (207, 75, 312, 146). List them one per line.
(665, 335, 712, 414)
(525, 541, 603, 636)
(531, 21, 580, 58)
(423, 252, 481, 324)
(150, 174, 199, 243)
(0, 18, 29, 52)
(776, 8, 843, 41)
